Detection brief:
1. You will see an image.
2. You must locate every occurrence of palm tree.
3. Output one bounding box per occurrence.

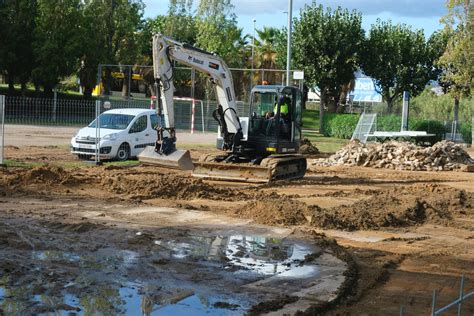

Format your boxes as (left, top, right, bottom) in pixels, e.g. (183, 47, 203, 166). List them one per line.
(254, 27, 282, 84)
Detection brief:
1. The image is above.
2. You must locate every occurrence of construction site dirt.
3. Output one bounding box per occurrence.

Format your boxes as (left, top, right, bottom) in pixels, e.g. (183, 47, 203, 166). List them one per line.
(1, 143, 474, 315)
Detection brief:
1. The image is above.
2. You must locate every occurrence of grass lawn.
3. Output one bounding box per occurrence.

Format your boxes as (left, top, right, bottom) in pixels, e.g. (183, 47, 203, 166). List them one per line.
(0, 84, 86, 99)
(302, 109, 319, 130)
(302, 109, 349, 152)
(303, 133, 348, 153)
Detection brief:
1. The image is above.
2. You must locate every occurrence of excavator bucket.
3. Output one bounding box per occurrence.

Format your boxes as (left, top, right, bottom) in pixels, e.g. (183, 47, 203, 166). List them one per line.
(138, 146, 194, 171)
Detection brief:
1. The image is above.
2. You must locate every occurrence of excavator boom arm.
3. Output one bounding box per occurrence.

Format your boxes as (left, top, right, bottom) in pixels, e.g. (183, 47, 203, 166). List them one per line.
(152, 34, 241, 135)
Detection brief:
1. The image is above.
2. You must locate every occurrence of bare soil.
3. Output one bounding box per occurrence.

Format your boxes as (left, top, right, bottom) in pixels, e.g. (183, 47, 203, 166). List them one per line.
(1, 143, 474, 315)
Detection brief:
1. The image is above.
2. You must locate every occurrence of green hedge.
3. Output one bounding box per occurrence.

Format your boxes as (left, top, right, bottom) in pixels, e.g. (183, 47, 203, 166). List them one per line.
(322, 113, 359, 138)
(460, 122, 472, 144)
(322, 113, 472, 144)
(378, 115, 401, 131)
(411, 120, 447, 142)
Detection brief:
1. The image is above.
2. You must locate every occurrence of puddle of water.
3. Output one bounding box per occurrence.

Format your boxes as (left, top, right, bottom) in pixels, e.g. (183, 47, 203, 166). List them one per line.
(160, 235, 318, 278)
(31, 248, 139, 270)
(0, 283, 243, 316)
(118, 283, 243, 316)
(1, 233, 324, 315)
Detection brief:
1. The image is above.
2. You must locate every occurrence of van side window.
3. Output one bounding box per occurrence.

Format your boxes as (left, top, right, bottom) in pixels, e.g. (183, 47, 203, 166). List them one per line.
(150, 114, 159, 129)
(129, 116, 147, 133)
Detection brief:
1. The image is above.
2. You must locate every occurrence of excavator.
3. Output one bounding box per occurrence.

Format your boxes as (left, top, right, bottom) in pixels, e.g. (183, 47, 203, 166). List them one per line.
(138, 34, 307, 183)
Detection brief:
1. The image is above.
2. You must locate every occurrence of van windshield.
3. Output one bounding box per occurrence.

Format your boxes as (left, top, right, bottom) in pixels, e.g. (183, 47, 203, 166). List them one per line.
(88, 114, 135, 130)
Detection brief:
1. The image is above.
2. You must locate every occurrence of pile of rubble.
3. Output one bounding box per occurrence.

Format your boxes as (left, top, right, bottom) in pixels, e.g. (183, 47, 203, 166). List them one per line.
(310, 140, 474, 171)
(299, 138, 319, 155)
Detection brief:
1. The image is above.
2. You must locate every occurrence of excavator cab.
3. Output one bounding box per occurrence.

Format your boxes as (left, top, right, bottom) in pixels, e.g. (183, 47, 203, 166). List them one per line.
(246, 85, 302, 156)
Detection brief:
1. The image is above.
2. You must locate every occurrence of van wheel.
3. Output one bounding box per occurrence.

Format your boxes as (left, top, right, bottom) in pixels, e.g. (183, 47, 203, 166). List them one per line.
(116, 143, 130, 161)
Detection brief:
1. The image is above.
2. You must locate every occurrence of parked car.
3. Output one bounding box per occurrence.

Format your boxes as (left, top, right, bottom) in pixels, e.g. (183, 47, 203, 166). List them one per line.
(71, 108, 159, 161)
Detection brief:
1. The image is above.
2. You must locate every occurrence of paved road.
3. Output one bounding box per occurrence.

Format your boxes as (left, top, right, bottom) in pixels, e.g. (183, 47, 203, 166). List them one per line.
(1, 124, 216, 147)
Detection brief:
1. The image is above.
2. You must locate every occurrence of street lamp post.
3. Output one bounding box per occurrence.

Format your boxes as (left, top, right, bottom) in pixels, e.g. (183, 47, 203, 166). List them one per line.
(286, 0, 293, 86)
(251, 19, 256, 71)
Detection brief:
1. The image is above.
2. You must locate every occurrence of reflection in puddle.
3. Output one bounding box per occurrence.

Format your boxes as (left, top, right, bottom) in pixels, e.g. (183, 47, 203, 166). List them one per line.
(0, 234, 321, 315)
(161, 235, 319, 278)
(0, 283, 243, 316)
(118, 283, 242, 316)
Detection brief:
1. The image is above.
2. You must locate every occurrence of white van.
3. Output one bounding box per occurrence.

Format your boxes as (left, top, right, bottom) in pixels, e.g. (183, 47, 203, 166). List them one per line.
(71, 108, 159, 161)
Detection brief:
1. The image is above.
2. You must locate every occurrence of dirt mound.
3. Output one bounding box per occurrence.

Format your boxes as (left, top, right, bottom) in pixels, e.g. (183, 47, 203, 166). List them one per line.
(237, 184, 471, 230)
(0, 165, 76, 194)
(310, 184, 470, 231)
(23, 166, 75, 185)
(299, 138, 319, 155)
(237, 198, 311, 226)
(310, 140, 473, 171)
(100, 172, 278, 201)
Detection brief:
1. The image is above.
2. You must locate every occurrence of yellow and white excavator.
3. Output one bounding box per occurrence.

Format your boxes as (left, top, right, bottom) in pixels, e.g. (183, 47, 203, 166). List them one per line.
(138, 34, 306, 183)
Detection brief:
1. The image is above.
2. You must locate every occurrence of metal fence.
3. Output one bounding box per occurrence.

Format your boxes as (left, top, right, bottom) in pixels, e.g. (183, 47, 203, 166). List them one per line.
(1, 94, 254, 134)
(0, 65, 301, 130)
(399, 275, 474, 316)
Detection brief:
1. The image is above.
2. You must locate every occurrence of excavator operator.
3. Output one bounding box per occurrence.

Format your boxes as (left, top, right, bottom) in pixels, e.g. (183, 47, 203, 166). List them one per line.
(264, 96, 291, 138)
(265, 96, 290, 120)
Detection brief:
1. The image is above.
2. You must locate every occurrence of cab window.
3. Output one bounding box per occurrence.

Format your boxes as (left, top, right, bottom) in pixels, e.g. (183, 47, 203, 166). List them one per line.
(150, 114, 160, 129)
(129, 115, 147, 133)
(251, 92, 277, 117)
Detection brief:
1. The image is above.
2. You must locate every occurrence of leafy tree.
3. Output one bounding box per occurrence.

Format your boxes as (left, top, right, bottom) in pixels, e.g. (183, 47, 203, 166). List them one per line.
(293, 3, 364, 132)
(194, 0, 245, 99)
(137, 1, 197, 97)
(195, 0, 241, 64)
(360, 20, 440, 113)
(78, 0, 144, 97)
(274, 27, 288, 70)
(32, 0, 83, 96)
(163, 0, 196, 44)
(437, 0, 473, 126)
(137, 1, 196, 66)
(0, 0, 37, 95)
(255, 27, 280, 69)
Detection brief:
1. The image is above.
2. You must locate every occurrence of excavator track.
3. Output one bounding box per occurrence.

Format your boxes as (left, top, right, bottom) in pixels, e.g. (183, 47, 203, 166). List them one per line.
(192, 154, 307, 183)
(261, 155, 307, 181)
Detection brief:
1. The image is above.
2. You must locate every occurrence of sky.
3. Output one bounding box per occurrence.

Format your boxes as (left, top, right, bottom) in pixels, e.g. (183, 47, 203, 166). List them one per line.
(142, 0, 447, 38)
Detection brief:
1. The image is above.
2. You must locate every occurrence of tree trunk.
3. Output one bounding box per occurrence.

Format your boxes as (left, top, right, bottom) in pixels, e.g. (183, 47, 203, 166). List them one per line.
(83, 86, 93, 99)
(336, 91, 346, 113)
(104, 68, 112, 96)
(43, 85, 53, 97)
(453, 97, 459, 124)
(7, 76, 15, 94)
(319, 90, 326, 135)
(34, 83, 41, 96)
(386, 98, 394, 114)
(122, 67, 131, 99)
(327, 94, 337, 113)
(20, 82, 27, 97)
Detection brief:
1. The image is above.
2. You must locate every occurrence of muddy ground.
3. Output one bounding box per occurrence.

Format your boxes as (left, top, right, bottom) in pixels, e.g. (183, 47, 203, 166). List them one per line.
(1, 144, 474, 315)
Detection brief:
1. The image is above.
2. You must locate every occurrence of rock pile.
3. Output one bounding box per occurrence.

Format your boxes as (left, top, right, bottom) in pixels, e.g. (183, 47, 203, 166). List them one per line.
(310, 140, 474, 171)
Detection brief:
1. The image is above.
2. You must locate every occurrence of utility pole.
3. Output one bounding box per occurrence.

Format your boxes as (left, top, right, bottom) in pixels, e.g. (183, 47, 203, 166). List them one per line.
(286, 0, 293, 86)
(251, 19, 256, 71)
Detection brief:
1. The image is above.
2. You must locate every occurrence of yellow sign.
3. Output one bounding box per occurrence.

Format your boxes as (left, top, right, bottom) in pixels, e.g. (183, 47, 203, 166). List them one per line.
(111, 72, 143, 80)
